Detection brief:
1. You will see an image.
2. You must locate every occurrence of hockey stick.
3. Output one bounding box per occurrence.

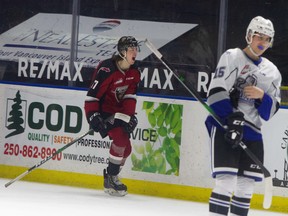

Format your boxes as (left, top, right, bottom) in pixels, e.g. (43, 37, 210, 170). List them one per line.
(4, 112, 131, 188)
(144, 39, 272, 209)
(4, 128, 94, 188)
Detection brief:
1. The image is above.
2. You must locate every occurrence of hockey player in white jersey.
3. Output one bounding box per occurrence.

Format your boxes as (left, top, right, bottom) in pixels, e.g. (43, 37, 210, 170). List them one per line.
(205, 16, 282, 216)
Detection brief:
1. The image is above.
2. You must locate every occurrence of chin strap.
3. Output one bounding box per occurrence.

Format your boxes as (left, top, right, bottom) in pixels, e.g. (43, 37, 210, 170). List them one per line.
(246, 33, 271, 57)
(247, 45, 260, 57)
(119, 51, 130, 66)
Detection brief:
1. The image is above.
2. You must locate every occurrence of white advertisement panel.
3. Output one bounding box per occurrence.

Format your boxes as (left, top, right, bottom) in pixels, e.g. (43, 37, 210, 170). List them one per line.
(262, 109, 288, 195)
(1, 84, 208, 186)
(0, 13, 197, 67)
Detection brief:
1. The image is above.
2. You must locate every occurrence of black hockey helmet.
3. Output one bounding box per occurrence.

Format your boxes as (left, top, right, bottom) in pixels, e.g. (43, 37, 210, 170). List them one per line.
(117, 36, 139, 54)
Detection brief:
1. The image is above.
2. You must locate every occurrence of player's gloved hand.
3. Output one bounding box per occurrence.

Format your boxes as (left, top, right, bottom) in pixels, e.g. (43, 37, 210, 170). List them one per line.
(89, 112, 107, 133)
(125, 115, 138, 133)
(224, 112, 245, 148)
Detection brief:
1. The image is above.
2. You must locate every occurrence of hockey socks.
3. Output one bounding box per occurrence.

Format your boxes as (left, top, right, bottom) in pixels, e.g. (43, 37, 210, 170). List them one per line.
(209, 192, 230, 215)
(230, 196, 251, 216)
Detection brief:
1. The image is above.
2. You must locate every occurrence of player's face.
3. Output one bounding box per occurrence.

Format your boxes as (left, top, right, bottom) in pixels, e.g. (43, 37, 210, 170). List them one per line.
(250, 33, 272, 55)
(126, 47, 138, 65)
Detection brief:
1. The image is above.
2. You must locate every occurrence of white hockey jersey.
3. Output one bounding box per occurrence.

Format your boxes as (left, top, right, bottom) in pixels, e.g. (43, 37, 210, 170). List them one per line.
(206, 48, 282, 141)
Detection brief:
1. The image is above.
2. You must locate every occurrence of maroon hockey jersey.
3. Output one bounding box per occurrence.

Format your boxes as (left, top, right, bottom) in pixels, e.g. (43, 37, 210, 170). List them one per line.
(84, 58, 141, 118)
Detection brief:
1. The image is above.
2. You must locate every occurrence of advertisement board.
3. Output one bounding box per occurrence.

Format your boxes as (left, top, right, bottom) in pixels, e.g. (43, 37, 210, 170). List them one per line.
(1, 85, 189, 184)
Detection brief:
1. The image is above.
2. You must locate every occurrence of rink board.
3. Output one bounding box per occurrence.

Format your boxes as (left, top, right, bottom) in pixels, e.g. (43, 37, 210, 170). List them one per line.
(1, 84, 288, 214)
(1, 165, 287, 213)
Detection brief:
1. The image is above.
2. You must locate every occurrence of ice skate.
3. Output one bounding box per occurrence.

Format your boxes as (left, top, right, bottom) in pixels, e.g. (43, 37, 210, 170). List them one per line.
(103, 169, 128, 197)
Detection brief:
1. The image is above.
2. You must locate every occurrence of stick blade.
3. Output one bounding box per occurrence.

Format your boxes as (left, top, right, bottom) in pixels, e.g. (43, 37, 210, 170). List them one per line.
(4, 170, 29, 188)
(263, 176, 273, 209)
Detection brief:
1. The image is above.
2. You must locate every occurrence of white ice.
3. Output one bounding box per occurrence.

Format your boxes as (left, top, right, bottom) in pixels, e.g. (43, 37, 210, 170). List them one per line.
(0, 178, 285, 216)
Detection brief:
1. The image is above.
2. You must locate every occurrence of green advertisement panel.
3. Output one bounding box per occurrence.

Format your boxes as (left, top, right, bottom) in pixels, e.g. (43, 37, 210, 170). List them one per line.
(131, 101, 182, 176)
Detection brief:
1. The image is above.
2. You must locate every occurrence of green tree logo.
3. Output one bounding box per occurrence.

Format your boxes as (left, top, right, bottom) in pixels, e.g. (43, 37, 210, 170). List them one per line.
(5, 90, 26, 138)
(131, 101, 182, 176)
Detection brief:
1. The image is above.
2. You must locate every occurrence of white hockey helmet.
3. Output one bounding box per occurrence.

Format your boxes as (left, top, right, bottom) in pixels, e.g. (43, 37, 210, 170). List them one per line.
(245, 16, 275, 47)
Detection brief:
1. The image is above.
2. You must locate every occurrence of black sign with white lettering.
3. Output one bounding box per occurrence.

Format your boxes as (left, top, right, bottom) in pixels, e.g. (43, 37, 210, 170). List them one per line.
(0, 59, 210, 99)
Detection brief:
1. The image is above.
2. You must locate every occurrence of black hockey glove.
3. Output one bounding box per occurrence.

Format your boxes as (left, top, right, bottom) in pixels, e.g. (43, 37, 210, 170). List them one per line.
(224, 112, 245, 148)
(229, 86, 240, 109)
(125, 115, 138, 133)
(88, 112, 107, 133)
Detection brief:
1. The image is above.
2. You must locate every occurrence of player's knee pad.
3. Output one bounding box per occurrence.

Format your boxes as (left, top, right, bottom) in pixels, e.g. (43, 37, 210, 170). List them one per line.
(213, 174, 237, 197)
(109, 127, 130, 147)
(110, 141, 125, 158)
(109, 127, 131, 159)
(123, 142, 132, 158)
(234, 176, 255, 199)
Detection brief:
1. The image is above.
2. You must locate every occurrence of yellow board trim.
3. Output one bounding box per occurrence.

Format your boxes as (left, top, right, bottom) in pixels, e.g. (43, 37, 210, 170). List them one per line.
(280, 86, 288, 90)
(1, 164, 287, 213)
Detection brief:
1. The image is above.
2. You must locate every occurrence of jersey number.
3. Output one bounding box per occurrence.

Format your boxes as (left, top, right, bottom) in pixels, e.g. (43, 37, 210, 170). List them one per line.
(214, 66, 225, 78)
(91, 80, 98, 89)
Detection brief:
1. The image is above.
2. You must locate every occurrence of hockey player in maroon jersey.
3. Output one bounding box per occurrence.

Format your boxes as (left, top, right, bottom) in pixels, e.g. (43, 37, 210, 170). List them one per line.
(84, 36, 141, 196)
(206, 16, 281, 215)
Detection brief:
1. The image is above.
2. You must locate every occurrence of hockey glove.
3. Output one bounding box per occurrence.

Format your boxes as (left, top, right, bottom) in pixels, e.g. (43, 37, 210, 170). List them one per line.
(229, 86, 240, 109)
(224, 112, 245, 148)
(125, 115, 138, 133)
(89, 112, 107, 133)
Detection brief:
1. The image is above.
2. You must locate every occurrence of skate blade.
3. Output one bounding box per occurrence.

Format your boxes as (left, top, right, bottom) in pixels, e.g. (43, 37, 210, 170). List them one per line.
(104, 188, 127, 197)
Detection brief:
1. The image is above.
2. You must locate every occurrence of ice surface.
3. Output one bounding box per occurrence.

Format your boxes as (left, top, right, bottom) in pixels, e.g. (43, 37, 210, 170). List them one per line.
(0, 178, 285, 216)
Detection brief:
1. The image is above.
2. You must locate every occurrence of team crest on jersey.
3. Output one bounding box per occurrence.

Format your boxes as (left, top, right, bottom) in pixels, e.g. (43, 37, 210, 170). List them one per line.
(115, 85, 128, 102)
(99, 67, 110, 73)
(240, 65, 250, 75)
(236, 74, 258, 89)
